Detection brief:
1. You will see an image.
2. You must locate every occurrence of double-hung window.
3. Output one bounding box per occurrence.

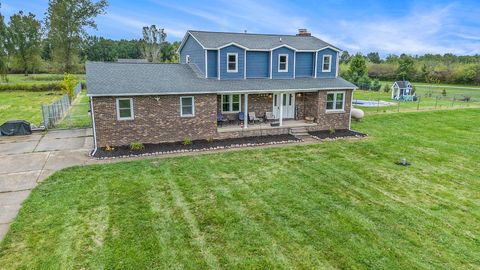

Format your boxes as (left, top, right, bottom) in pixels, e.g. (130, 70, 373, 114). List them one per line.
(180, 96, 195, 117)
(221, 94, 240, 113)
(185, 55, 191, 64)
(116, 98, 134, 120)
(278, 54, 288, 72)
(322, 55, 332, 72)
(227, 53, 238, 72)
(326, 92, 345, 111)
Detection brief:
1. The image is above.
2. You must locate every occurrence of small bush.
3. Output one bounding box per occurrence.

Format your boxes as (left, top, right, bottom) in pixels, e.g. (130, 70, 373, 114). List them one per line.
(129, 141, 145, 151)
(61, 73, 78, 100)
(182, 137, 192, 146)
(207, 136, 214, 143)
(105, 144, 115, 151)
(370, 79, 381, 91)
(383, 84, 390, 93)
(441, 89, 447, 97)
(329, 128, 336, 135)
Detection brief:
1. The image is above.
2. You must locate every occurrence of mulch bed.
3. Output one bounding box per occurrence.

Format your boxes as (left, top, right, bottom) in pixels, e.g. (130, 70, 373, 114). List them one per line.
(93, 134, 300, 159)
(308, 129, 367, 140)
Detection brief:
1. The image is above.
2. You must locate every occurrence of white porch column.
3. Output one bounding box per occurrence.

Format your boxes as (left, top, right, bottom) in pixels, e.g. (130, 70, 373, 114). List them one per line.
(279, 93, 283, 126)
(244, 93, 248, 129)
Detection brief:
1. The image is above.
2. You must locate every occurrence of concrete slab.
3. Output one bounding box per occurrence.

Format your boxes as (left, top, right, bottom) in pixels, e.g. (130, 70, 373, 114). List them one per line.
(0, 190, 31, 205)
(37, 169, 55, 182)
(0, 152, 50, 174)
(0, 204, 22, 224)
(0, 171, 41, 192)
(0, 223, 9, 240)
(0, 140, 38, 155)
(83, 136, 94, 150)
(43, 150, 89, 171)
(0, 133, 43, 144)
(35, 137, 87, 152)
(42, 128, 87, 139)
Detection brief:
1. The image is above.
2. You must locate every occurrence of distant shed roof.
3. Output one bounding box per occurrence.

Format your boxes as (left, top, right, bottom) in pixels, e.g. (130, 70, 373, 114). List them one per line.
(86, 62, 356, 96)
(394, 81, 412, 88)
(182, 30, 341, 51)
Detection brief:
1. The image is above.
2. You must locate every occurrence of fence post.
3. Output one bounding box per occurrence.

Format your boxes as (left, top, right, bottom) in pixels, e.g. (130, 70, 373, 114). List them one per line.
(417, 97, 420, 111)
(435, 96, 438, 109)
(451, 95, 455, 107)
(397, 100, 400, 112)
(42, 105, 49, 129)
(377, 99, 380, 112)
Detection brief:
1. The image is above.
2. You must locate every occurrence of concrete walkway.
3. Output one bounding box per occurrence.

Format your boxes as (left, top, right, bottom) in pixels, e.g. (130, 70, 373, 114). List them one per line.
(0, 128, 93, 240)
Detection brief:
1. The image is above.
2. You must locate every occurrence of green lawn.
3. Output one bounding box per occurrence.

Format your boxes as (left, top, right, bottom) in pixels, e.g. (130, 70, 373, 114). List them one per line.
(56, 91, 91, 128)
(1, 109, 479, 269)
(0, 74, 85, 85)
(0, 91, 63, 125)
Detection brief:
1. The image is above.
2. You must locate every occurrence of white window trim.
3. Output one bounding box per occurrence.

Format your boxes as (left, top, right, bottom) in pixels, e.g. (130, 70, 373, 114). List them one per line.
(221, 94, 241, 113)
(226, 53, 238, 73)
(322, 55, 332, 72)
(185, 55, 190, 64)
(325, 91, 345, 112)
(116, 98, 134, 120)
(180, 96, 195, 117)
(278, 54, 289, 72)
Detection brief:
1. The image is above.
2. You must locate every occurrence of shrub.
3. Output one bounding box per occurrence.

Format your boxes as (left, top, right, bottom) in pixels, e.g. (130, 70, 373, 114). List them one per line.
(329, 128, 336, 135)
(383, 84, 390, 93)
(441, 89, 447, 97)
(105, 144, 115, 151)
(370, 79, 381, 91)
(207, 136, 214, 143)
(129, 141, 145, 151)
(182, 137, 192, 146)
(61, 73, 77, 100)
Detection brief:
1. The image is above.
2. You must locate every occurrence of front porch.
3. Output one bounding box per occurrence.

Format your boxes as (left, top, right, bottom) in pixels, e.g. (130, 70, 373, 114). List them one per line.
(217, 119, 317, 133)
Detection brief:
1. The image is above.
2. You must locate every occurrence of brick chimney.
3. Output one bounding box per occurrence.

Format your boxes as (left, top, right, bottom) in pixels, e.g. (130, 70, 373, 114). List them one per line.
(296, 29, 311, 36)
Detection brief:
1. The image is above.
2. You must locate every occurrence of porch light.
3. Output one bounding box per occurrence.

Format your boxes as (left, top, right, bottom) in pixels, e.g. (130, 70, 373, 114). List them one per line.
(296, 93, 302, 97)
(268, 94, 273, 99)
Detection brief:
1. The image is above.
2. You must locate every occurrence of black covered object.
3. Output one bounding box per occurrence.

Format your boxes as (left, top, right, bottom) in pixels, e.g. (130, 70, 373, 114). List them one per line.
(0, 120, 32, 136)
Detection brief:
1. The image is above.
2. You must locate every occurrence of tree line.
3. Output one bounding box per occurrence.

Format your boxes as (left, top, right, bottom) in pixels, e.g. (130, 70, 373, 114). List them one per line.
(0, 0, 179, 78)
(340, 51, 480, 85)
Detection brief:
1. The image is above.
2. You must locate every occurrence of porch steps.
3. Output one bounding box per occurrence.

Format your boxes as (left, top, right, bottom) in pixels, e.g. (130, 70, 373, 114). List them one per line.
(289, 127, 313, 141)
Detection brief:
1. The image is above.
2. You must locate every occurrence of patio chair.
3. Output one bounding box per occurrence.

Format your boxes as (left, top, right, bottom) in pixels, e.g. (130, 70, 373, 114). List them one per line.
(217, 112, 227, 127)
(248, 112, 261, 124)
(238, 112, 245, 124)
(264, 112, 275, 122)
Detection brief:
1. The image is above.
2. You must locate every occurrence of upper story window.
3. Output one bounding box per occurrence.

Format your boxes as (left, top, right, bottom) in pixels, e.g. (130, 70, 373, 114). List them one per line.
(180, 96, 195, 117)
(116, 98, 134, 120)
(221, 94, 240, 113)
(322, 55, 332, 72)
(185, 55, 191, 64)
(227, 53, 238, 72)
(278, 54, 288, 72)
(326, 91, 344, 111)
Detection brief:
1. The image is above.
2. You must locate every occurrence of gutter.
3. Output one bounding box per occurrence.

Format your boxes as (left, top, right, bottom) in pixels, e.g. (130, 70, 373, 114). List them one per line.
(90, 96, 98, 156)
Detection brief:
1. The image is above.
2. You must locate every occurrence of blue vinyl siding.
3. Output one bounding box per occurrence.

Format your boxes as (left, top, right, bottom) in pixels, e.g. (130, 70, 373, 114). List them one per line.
(219, 45, 245, 80)
(295, 52, 314, 77)
(316, 48, 337, 78)
(271, 47, 294, 79)
(246, 51, 269, 78)
(207, 50, 218, 78)
(179, 35, 205, 76)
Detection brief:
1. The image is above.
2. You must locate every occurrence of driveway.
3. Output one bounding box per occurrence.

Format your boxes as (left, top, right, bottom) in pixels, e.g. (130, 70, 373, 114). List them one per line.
(0, 128, 93, 240)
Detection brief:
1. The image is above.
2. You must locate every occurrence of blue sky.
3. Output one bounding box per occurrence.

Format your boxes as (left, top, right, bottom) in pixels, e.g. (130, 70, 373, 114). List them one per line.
(1, 0, 479, 56)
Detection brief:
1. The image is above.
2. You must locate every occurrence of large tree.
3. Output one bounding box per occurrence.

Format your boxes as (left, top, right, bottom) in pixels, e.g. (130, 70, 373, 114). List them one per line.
(396, 54, 415, 80)
(340, 51, 350, 64)
(45, 0, 108, 72)
(0, 4, 8, 80)
(7, 11, 42, 75)
(142, 25, 166, 62)
(366, 52, 381, 64)
(348, 53, 368, 77)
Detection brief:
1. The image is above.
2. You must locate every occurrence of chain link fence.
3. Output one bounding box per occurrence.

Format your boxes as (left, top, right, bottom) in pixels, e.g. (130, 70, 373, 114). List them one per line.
(41, 84, 91, 129)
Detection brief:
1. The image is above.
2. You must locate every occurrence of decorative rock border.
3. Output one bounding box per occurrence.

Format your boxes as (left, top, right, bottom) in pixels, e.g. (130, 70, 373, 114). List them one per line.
(92, 134, 301, 160)
(309, 129, 367, 141)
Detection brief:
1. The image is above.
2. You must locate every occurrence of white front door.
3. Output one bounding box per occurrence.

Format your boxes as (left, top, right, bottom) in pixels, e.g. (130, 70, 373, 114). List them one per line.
(273, 93, 295, 119)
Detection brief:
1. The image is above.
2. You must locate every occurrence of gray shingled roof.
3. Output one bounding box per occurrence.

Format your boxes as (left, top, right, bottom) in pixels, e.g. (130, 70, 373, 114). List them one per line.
(86, 62, 356, 96)
(188, 30, 340, 51)
(395, 81, 412, 88)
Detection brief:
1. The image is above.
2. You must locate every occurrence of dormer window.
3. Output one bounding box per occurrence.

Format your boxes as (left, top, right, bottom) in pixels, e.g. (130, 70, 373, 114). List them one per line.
(278, 54, 288, 72)
(185, 55, 190, 64)
(227, 53, 238, 72)
(322, 55, 332, 72)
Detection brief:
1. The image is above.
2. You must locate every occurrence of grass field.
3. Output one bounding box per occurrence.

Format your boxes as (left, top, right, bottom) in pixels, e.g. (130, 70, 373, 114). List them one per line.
(0, 91, 63, 125)
(56, 91, 91, 128)
(1, 109, 479, 269)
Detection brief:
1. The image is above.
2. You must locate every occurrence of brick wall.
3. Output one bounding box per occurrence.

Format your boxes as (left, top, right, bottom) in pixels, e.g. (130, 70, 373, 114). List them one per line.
(316, 89, 352, 130)
(93, 94, 217, 147)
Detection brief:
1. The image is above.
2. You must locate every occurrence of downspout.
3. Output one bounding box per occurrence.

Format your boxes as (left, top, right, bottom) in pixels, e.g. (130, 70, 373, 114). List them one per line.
(349, 89, 354, 130)
(90, 96, 98, 156)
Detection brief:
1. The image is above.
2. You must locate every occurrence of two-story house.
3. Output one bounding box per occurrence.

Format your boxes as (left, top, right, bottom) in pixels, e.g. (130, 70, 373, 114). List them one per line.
(86, 29, 356, 149)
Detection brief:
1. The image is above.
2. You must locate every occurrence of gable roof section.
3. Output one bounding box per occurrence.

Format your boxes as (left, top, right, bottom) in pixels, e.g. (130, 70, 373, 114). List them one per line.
(178, 30, 341, 52)
(86, 62, 356, 96)
(393, 81, 412, 88)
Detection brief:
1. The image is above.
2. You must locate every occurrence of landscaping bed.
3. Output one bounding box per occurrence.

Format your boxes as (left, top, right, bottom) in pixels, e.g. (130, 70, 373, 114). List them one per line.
(94, 134, 300, 159)
(309, 129, 367, 140)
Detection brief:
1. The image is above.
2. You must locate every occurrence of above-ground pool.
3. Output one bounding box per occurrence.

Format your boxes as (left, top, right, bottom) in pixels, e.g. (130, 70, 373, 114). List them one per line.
(353, 100, 396, 107)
